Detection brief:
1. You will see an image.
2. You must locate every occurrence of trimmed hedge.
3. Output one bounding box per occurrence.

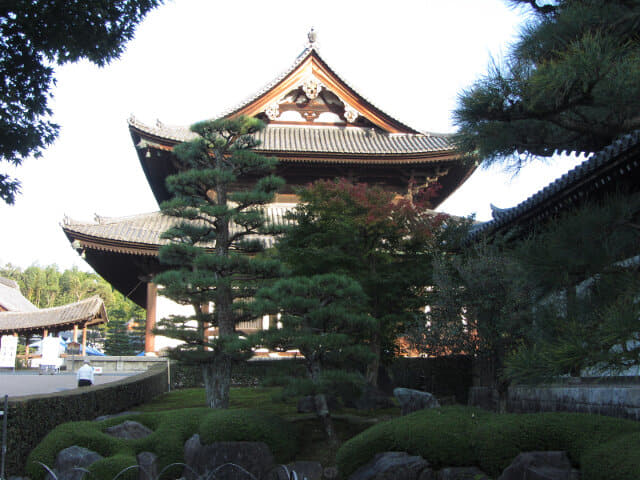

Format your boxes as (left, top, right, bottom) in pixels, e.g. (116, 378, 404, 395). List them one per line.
(6, 364, 168, 477)
(336, 406, 640, 480)
(26, 407, 298, 480)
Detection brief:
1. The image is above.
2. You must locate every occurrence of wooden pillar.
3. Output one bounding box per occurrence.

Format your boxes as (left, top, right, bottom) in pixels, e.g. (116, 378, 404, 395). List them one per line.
(145, 281, 157, 354)
(72, 324, 78, 343)
(43, 328, 48, 338)
(25, 335, 30, 367)
(81, 324, 87, 356)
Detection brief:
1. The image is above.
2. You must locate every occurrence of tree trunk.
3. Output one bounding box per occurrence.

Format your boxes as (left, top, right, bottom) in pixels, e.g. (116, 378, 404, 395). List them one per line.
(365, 332, 381, 387)
(314, 393, 339, 448)
(202, 357, 231, 408)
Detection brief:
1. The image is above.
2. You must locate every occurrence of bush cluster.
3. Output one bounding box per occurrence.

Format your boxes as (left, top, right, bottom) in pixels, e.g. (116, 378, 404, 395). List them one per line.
(336, 406, 640, 480)
(6, 365, 168, 477)
(26, 407, 298, 480)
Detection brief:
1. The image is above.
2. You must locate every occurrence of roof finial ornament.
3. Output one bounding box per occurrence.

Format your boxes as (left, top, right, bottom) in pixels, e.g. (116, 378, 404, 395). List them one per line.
(307, 27, 317, 45)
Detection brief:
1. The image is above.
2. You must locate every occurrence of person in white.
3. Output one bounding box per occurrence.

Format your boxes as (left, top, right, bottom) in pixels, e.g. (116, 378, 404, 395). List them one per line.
(76, 360, 94, 387)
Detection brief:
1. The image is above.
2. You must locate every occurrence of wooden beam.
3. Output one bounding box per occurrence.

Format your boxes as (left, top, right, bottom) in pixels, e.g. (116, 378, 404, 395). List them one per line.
(82, 324, 87, 356)
(72, 324, 78, 343)
(145, 281, 157, 354)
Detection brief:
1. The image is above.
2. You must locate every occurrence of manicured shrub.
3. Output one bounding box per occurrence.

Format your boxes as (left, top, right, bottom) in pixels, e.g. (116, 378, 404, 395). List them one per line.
(581, 432, 640, 480)
(199, 408, 297, 462)
(26, 406, 297, 480)
(336, 406, 640, 479)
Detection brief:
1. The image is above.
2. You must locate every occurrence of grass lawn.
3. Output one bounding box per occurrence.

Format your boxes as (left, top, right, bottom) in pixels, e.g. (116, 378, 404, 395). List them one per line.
(132, 386, 400, 466)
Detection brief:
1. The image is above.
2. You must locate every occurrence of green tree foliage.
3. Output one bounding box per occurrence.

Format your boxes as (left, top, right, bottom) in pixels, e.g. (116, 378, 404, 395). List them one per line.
(277, 179, 447, 386)
(0, 0, 163, 204)
(504, 192, 640, 382)
(407, 228, 531, 411)
(454, 0, 640, 166)
(252, 274, 373, 446)
(155, 116, 285, 409)
(0, 264, 144, 351)
(411, 193, 640, 390)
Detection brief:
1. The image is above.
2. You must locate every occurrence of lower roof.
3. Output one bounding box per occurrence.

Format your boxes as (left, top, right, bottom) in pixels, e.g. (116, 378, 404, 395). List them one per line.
(0, 296, 108, 335)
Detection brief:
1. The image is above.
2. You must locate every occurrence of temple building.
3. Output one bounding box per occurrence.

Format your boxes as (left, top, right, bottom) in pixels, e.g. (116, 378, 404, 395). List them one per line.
(62, 34, 474, 353)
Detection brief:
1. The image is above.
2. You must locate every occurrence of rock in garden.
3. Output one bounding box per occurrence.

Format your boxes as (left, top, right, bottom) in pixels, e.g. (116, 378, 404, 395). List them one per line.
(393, 388, 440, 416)
(48, 446, 103, 480)
(183, 434, 275, 480)
(498, 451, 579, 480)
(297, 395, 340, 413)
(349, 451, 432, 480)
(94, 411, 141, 422)
(351, 385, 395, 410)
(437, 467, 489, 480)
(137, 452, 158, 480)
(105, 420, 153, 439)
(287, 461, 324, 480)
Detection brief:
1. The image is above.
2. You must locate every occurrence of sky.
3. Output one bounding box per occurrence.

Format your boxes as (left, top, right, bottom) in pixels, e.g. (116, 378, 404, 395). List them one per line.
(0, 0, 586, 272)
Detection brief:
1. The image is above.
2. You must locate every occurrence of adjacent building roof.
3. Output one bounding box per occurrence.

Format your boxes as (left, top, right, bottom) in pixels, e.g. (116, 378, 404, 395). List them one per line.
(0, 278, 38, 312)
(0, 296, 107, 335)
(469, 130, 640, 240)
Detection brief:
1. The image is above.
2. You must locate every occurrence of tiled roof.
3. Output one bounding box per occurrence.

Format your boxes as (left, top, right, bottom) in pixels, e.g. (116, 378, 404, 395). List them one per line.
(0, 278, 38, 312)
(129, 119, 454, 157)
(469, 130, 640, 240)
(0, 296, 107, 334)
(217, 44, 418, 133)
(62, 204, 297, 252)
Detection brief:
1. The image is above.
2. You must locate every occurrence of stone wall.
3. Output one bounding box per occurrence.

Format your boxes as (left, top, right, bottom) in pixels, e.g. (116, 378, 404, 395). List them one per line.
(469, 378, 640, 421)
(64, 355, 168, 372)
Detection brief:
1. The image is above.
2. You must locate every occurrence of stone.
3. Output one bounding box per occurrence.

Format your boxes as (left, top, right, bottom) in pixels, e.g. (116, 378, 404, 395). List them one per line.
(287, 461, 323, 480)
(350, 385, 395, 411)
(393, 388, 440, 416)
(137, 452, 158, 480)
(94, 411, 141, 422)
(105, 420, 153, 440)
(297, 395, 340, 413)
(48, 446, 103, 480)
(498, 452, 576, 480)
(437, 467, 489, 480)
(183, 434, 275, 480)
(349, 451, 432, 480)
(323, 466, 339, 479)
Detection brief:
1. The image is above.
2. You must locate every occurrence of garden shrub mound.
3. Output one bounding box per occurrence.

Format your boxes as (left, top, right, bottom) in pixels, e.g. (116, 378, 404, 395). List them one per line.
(336, 406, 640, 480)
(26, 408, 297, 480)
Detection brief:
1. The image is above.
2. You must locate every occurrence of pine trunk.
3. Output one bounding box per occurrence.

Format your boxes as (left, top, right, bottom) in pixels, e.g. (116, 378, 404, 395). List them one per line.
(202, 357, 231, 409)
(365, 333, 380, 387)
(314, 393, 339, 447)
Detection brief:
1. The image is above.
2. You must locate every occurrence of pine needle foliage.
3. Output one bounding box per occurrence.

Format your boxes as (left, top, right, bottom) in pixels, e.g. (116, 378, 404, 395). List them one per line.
(454, 0, 640, 166)
(251, 273, 374, 445)
(155, 116, 285, 409)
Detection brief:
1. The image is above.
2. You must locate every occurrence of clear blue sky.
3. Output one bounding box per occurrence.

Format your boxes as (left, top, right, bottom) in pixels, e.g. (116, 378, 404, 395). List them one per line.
(0, 0, 584, 271)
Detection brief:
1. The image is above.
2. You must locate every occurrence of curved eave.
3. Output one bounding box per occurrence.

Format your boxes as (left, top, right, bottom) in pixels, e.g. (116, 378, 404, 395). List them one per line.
(0, 302, 108, 336)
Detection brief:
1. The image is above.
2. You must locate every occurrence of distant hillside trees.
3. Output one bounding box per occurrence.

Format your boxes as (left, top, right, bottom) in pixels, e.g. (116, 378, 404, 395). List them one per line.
(0, 264, 145, 355)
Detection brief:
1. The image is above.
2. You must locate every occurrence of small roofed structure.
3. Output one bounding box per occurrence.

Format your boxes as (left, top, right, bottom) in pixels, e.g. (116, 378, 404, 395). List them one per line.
(0, 278, 108, 358)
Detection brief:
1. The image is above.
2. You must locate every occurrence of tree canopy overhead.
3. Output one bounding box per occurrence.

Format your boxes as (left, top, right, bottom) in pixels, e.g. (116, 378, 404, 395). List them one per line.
(454, 0, 640, 166)
(0, 0, 162, 204)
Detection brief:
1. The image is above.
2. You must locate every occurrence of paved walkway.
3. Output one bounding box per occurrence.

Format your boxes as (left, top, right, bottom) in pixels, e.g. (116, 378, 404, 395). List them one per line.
(0, 371, 137, 397)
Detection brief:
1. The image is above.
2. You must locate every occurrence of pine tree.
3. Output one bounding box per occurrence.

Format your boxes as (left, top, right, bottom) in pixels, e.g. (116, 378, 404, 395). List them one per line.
(454, 0, 640, 166)
(252, 274, 373, 446)
(155, 116, 285, 408)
